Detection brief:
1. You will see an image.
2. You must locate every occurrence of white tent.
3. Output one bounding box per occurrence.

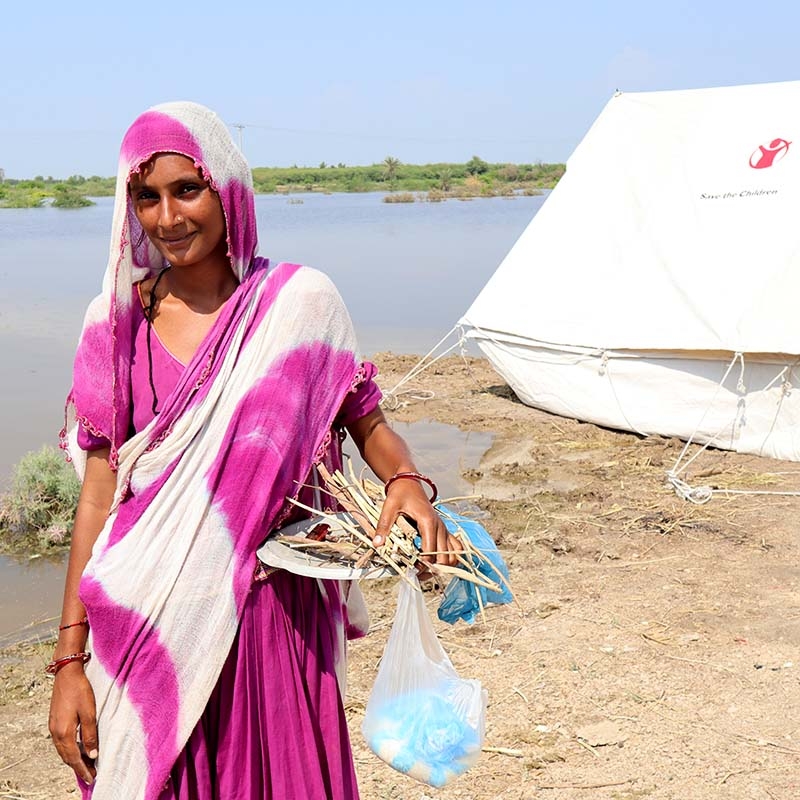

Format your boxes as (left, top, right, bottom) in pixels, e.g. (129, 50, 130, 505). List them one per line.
(461, 80, 800, 462)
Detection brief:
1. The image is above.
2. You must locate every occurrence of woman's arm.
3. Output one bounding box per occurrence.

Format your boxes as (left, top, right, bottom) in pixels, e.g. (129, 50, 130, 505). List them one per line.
(346, 408, 460, 566)
(49, 448, 117, 785)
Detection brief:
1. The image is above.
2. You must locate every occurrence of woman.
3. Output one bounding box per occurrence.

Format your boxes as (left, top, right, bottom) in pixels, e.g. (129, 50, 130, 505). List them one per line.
(48, 101, 460, 799)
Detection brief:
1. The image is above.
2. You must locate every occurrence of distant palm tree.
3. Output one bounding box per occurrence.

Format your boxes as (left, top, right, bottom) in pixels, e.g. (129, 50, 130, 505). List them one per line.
(383, 156, 401, 188)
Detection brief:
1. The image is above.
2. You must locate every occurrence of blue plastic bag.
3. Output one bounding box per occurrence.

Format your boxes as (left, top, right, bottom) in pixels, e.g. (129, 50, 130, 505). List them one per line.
(436, 505, 513, 625)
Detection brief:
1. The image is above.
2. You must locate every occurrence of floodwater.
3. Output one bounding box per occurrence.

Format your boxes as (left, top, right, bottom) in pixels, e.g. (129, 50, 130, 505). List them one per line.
(0, 190, 543, 640)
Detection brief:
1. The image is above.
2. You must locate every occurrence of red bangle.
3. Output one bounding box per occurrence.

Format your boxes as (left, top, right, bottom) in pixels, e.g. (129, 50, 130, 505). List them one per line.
(58, 617, 89, 631)
(45, 652, 92, 676)
(384, 472, 438, 504)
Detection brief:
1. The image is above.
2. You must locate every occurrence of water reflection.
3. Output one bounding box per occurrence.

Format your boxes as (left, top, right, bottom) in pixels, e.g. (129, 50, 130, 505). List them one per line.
(0, 553, 67, 648)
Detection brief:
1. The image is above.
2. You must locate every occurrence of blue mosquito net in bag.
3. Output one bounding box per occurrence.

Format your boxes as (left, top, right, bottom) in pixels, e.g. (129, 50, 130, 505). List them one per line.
(436, 504, 513, 625)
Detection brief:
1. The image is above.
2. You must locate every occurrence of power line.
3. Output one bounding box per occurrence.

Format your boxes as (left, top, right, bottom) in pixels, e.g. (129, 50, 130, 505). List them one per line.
(225, 121, 561, 147)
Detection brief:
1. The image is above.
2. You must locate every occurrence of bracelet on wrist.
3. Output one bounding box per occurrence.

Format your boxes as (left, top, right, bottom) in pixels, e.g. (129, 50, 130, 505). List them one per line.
(384, 471, 438, 504)
(58, 616, 89, 632)
(45, 652, 91, 676)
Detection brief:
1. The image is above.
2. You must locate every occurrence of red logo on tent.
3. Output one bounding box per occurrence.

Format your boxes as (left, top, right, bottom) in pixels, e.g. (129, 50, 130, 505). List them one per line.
(749, 138, 791, 169)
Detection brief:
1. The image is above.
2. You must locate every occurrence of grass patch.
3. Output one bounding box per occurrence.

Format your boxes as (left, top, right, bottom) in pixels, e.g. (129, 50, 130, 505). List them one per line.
(382, 192, 416, 204)
(0, 447, 80, 555)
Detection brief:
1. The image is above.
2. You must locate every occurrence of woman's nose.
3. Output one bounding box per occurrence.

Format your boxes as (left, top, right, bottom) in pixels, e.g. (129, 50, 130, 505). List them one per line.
(158, 199, 183, 228)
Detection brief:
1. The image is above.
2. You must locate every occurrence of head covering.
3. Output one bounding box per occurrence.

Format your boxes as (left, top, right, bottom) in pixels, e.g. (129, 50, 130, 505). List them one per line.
(118, 101, 257, 282)
(65, 102, 258, 468)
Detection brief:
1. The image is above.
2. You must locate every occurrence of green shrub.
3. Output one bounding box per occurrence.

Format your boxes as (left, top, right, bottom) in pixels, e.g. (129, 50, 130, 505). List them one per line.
(465, 155, 489, 175)
(0, 189, 45, 208)
(52, 185, 94, 208)
(0, 447, 81, 554)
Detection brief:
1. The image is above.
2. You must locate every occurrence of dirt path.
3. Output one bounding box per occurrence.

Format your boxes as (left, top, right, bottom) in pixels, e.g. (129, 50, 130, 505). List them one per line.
(3, 354, 800, 799)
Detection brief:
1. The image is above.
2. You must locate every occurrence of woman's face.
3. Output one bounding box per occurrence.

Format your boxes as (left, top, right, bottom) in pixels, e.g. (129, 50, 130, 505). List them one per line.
(129, 154, 227, 270)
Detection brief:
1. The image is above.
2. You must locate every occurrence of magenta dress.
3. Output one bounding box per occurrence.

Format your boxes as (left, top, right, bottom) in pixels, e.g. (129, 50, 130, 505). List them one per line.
(79, 298, 380, 800)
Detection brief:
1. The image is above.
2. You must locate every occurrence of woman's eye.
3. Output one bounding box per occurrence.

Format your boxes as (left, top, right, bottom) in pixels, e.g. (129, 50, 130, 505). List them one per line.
(134, 190, 157, 202)
(179, 183, 203, 195)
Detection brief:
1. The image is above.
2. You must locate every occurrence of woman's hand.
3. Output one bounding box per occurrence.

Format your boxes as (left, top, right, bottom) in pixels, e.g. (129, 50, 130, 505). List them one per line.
(49, 662, 98, 784)
(48, 448, 114, 784)
(346, 407, 462, 568)
(373, 478, 462, 567)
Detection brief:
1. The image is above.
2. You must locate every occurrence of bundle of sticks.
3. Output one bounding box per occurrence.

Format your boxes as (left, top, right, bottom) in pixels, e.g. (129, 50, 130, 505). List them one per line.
(282, 463, 507, 593)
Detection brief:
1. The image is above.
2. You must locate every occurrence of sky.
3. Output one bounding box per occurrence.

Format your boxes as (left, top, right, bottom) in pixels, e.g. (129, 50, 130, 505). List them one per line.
(2, 0, 798, 178)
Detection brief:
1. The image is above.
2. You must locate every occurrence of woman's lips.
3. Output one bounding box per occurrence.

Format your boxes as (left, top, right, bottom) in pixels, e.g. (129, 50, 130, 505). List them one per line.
(161, 232, 196, 248)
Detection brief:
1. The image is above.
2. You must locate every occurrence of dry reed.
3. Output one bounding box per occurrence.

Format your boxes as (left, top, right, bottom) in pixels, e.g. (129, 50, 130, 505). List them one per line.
(282, 463, 507, 594)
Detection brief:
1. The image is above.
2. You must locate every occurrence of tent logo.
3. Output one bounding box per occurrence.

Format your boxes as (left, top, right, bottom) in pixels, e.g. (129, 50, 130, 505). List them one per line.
(749, 138, 791, 169)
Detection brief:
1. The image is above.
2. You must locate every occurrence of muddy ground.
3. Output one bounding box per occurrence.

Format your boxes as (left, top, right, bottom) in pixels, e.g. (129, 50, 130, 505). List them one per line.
(2, 353, 800, 799)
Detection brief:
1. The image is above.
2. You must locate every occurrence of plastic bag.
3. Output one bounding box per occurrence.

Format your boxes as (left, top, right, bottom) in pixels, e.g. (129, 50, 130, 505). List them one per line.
(362, 572, 487, 787)
(436, 504, 513, 625)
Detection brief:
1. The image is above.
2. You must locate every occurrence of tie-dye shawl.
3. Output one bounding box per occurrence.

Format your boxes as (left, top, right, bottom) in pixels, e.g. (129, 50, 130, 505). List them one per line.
(63, 103, 364, 799)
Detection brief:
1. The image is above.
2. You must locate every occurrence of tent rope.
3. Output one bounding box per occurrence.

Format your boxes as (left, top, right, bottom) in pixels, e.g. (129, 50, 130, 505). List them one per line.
(668, 352, 744, 476)
(601, 351, 650, 438)
(666, 353, 800, 503)
(667, 474, 800, 505)
(380, 325, 466, 410)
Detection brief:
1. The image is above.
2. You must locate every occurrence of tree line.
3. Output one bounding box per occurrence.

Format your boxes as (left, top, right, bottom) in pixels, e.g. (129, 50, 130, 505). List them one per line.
(252, 156, 564, 194)
(0, 157, 565, 209)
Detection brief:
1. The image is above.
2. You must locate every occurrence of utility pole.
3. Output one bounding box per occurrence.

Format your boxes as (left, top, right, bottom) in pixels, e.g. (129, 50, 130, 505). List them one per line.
(231, 123, 245, 154)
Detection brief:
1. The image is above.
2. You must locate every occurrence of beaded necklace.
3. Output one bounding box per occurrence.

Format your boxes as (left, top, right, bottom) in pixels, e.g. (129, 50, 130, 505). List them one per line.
(143, 266, 172, 415)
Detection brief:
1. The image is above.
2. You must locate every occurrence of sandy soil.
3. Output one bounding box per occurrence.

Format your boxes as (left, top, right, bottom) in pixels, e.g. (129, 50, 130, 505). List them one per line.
(3, 353, 800, 799)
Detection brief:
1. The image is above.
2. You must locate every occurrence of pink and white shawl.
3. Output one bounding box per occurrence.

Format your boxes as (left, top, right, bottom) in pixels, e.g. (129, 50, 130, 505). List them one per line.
(63, 103, 366, 798)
